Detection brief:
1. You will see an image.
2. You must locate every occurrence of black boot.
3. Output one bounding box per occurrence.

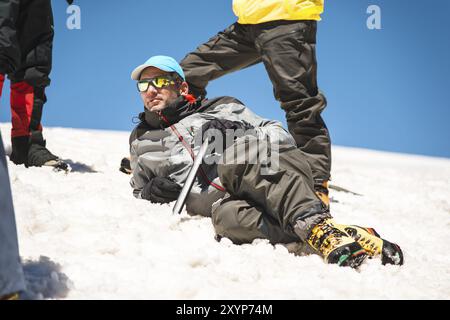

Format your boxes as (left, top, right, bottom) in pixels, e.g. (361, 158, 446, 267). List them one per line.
(119, 157, 132, 174)
(27, 142, 59, 167)
(302, 218, 368, 268)
(10, 136, 29, 165)
(10, 132, 68, 171)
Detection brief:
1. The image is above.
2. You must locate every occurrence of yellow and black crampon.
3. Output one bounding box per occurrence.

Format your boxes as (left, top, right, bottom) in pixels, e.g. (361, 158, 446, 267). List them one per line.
(307, 218, 368, 268)
(333, 223, 404, 266)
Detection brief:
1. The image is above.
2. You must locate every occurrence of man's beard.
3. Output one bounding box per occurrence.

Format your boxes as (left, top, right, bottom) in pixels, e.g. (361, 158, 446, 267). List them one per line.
(143, 95, 183, 128)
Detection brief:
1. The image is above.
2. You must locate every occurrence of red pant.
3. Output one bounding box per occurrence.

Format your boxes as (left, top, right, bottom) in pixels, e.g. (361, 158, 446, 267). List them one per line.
(0, 74, 43, 138)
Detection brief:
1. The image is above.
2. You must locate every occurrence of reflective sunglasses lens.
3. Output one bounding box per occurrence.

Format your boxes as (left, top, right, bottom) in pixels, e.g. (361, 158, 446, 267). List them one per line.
(137, 77, 174, 92)
(137, 81, 149, 92)
(153, 77, 171, 88)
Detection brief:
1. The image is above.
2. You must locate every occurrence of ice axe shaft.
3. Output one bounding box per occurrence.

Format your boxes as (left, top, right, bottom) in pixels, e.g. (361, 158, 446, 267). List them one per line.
(172, 139, 210, 215)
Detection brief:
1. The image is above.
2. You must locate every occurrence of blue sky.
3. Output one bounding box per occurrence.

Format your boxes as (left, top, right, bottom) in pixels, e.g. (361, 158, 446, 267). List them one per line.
(1, 0, 449, 158)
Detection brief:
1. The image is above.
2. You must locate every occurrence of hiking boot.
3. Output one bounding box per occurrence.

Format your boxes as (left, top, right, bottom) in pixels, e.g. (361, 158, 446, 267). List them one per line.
(10, 134, 68, 171)
(9, 136, 29, 165)
(27, 143, 59, 167)
(334, 223, 404, 266)
(307, 218, 368, 268)
(315, 180, 330, 208)
(0, 292, 20, 300)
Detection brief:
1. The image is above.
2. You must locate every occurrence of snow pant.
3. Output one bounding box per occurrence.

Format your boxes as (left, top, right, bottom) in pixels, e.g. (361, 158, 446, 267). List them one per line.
(0, 131, 25, 296)
(212, 136, 330, 245)
(180, 20, 331, 183)
(0, 0, 54, 163)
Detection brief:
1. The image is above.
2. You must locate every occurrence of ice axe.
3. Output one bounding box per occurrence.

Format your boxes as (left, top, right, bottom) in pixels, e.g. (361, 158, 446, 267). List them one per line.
(172, 139, 210, 215)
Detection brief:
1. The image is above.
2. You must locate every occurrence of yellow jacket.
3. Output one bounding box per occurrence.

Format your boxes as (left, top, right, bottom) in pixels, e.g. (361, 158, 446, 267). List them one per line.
(233, 0, 324, 24)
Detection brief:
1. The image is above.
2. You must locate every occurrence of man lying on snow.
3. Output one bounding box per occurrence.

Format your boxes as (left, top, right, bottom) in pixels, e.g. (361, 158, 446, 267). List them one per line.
(128, 55, 403, 268)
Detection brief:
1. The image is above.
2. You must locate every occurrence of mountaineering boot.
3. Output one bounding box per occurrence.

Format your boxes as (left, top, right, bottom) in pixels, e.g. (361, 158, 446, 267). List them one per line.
(315, 179, 330, 208)
(10, 133, 69, 171)
(28, 139, 59, 167)
(28, 139, 69, 172)
(10, 136, 30, 165)
(333, 223, 404, 265)
(10, 132, 68, 171)
(306, 218, 368, 268)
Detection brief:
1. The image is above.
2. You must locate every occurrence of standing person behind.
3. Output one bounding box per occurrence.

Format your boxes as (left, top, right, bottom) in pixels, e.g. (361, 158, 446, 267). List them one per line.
(0, 131, 25, 300)
(180, 0, 331, 206)
(0, 0, 72, 170)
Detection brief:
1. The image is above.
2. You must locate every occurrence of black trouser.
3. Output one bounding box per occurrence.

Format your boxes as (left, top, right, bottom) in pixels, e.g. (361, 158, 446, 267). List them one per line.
(0, 131, 25, 296)
(212, 137, 329, 245)
(0, 0, 53, 86)
(181, 20, 331, 182)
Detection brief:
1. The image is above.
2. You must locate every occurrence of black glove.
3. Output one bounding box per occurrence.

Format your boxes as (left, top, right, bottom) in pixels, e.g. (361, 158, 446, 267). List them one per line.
(200, 119, 255, 149)
(141, 177, 182, 204)
(119, 157, 132, 175)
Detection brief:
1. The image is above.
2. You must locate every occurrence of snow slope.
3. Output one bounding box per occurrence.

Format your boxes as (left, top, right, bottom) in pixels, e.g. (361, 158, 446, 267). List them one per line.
(1, 123, 449, 300)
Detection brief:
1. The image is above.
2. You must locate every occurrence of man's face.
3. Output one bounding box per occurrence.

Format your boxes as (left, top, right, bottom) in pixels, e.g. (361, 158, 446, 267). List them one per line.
(139, 67, 180, 112)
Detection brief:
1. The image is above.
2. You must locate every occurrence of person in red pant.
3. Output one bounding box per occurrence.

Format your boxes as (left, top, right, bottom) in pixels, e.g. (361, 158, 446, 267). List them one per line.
(0, 0, 71, 170)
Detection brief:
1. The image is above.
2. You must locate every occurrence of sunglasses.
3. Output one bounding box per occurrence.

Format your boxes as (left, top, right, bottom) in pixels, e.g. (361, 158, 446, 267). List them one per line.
(137, 75, 179, 92)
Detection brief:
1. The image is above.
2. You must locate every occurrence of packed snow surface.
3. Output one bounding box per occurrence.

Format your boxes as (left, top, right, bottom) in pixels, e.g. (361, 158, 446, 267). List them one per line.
(1, 123, 449, 299)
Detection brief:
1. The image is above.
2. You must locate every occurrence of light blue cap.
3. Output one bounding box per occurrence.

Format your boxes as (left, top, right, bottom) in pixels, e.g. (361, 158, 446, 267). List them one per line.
(131, 55, 185, 81)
